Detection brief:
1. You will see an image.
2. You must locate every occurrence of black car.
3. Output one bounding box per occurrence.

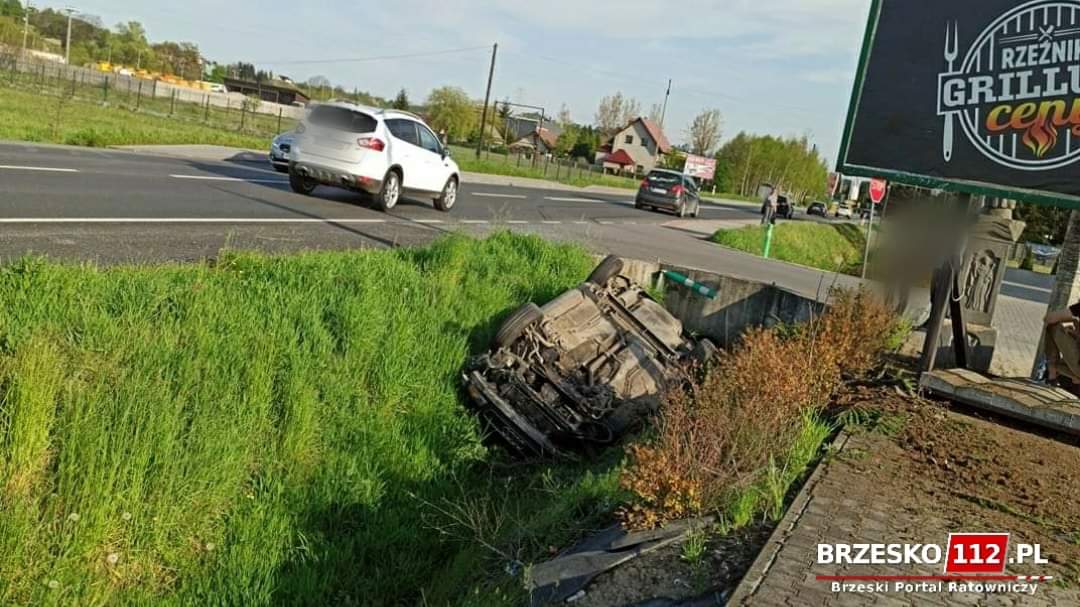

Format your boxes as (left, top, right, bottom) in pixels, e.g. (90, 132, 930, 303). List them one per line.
(776, 195, 794, 219)
(807, 201, 828, 217)
(635, 170, 701, 218)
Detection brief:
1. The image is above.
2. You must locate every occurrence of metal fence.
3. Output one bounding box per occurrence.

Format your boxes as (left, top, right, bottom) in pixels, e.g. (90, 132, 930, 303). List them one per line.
(0, 51, 302, 139)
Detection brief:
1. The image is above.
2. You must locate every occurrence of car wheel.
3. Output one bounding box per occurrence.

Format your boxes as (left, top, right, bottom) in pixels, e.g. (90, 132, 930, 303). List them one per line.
(676, 197, 688, 218)
(634, 198, 643, 209)
(288, 170, 317, 195)
(587, 255, 624, 285)
(493, 303, 543, 349)
(378, 170, 402, 211)
(434, 177, 458, 212)
(691, 200, 700, 218)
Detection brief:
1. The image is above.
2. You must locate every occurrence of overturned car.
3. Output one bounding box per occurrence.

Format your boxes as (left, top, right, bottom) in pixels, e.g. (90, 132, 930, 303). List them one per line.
(464, 255, 716, 459)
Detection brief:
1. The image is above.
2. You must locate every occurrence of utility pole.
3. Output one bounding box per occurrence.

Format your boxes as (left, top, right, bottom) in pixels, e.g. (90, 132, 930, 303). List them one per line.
(63, 7, 75, 66)
(659, 78, 672, 129)
(22, 2, 31, 54)
(476, 42, 498, 160)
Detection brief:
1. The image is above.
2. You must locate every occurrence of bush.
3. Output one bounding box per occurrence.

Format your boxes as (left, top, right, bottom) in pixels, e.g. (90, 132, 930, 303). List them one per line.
(618, 289, 898, 529)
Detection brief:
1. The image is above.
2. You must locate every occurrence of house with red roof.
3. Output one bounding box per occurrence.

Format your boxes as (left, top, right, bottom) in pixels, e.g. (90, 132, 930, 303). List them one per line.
(509, 127, 560, 156)
(595, 117, 672, 175)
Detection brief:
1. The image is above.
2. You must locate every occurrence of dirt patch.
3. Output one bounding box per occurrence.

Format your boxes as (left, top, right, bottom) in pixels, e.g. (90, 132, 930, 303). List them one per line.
(834, 380, 1080, 585)
(571, 523, 774, 607)
(572, 373, 1080, 606)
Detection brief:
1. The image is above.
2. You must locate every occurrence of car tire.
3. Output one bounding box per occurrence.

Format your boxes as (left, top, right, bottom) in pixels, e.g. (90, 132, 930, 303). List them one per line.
(587, 255, 624, 285)
(288, 170, 317, 196)
(676, 198, 688, 218)
(493, 303, 543, 349)
(434, 177, 458, 212)
(691, 200, 700, 218)
(378, 170, 402, 211)
(634, 199, 643, 210)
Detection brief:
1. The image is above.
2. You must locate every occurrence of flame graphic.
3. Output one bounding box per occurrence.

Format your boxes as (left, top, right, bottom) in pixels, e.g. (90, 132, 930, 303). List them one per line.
(1023, 118, 1059, 158)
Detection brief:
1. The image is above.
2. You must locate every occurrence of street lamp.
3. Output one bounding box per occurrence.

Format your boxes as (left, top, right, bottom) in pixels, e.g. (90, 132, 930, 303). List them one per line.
(63, 6, 75, 65)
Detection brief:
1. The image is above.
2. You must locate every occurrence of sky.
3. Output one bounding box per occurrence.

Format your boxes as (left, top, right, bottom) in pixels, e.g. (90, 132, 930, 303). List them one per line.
(67, 0, 872, 162)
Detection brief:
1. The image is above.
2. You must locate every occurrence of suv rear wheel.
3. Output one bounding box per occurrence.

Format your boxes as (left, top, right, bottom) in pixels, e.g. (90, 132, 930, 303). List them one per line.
(587, 255, 624, 285)
(494, 303, 543, 349)
(378, 170, 402, 211)
(434, 177, 458, 212)
(288, 169, 317, 196)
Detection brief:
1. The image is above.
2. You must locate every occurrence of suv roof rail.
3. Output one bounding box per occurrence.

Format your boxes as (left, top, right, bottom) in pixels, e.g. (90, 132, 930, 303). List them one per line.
(379, 108, 425, 121)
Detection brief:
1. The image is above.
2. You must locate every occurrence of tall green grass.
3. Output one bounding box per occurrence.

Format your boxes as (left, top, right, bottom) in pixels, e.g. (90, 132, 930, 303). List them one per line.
(0, 232, 621, 606)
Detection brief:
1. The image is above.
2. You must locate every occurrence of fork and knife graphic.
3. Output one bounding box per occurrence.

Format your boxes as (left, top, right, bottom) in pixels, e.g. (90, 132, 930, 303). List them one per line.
(943, 21, 959, 162)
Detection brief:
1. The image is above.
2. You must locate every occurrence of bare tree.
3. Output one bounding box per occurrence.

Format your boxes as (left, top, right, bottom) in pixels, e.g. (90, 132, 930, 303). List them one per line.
(648, 103, 664, 125)
(687, 108, 724, 156)
(557, 103, 572, 126)
(595, 92, 643, 134)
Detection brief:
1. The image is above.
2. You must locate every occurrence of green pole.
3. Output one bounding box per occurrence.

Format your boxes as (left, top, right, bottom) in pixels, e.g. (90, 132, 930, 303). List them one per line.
(763, 223, 775, 259)
(662, 271, 718, 300)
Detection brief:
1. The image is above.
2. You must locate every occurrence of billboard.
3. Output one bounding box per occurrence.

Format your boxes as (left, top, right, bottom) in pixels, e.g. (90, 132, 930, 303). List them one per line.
(683, 154, 717, 180)
(838, 0, 1080, 208)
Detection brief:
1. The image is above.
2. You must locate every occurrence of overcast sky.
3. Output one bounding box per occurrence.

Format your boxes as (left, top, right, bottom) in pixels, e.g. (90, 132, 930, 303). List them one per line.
(69, 0, 871, 162)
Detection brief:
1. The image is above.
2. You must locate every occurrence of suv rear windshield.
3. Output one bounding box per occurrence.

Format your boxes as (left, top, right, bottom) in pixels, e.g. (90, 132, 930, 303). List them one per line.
(645, 172, 681, 187)
(307, 106, 377, 133)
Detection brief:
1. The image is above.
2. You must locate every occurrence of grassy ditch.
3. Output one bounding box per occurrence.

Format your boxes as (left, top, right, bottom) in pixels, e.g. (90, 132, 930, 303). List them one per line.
(0, 79, 276, 149)
(0, 230, 902, 605)
(0, 232, 625, 606)
(710, 222, 868, 276)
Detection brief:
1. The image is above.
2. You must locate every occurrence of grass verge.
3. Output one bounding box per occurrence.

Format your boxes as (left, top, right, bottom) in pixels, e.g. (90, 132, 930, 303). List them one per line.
(0, 232, 626, 606)
(710, 222, 868, 276)
(0, 78, 278, 149)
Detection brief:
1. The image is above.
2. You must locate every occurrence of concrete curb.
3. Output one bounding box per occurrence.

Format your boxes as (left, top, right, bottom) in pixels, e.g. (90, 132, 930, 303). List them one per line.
(725, 431, 853, 606)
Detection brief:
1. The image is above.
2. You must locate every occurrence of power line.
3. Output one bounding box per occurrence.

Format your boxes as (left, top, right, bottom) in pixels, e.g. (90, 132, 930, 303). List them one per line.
(523, 52, 821, 116)
(258, 46, 491, 66)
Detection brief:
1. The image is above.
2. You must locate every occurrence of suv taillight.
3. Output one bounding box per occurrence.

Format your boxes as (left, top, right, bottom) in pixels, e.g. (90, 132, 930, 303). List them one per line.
(358, 136, 385, 151)
(640, 178, 650, 189)
(671, 185, 684, 196)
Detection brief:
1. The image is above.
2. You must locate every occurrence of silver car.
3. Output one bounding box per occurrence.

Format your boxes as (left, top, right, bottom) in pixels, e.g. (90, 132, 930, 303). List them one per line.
(269, 131, 295, 173)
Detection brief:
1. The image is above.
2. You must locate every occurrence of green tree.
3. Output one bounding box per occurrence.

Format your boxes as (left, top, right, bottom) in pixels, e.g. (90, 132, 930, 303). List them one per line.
(660, 150, 687, 171)
(206, 63, 227, 83)
(555, 124, 579, 157)
(391, 88, 410, 111)
(0, 0, 24, 19)
(425, 86, 476, 143)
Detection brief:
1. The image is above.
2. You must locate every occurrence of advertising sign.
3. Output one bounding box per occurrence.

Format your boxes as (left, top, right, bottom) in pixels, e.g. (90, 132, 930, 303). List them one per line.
(683, 154, 717, 180)
(869, 178, 887, 204)
(838, 0, 1080, 208)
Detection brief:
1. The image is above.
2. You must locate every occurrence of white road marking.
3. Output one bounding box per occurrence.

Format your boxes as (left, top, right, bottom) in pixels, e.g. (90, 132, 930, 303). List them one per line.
(507, 220, 529, 224)
(460, 220, 490, 224)
(0, 218, 387, 224)
(472, 192, 527, 199)
(0, 165, 79, 173)
(1003, 280, 1052, 294)
(170, 174, 288, 184)
(544, 196, 601, 203)
(414, 219, 444, 224)
(542, 221, 562, 225)
(573, 221, 589, 225)
(598, 221, 615, 225)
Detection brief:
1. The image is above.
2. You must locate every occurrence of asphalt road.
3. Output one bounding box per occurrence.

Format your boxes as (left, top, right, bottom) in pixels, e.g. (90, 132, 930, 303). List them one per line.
(0, 141, 781, 263)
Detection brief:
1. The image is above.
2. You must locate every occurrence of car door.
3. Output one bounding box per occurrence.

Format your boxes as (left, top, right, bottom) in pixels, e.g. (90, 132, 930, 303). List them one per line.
(416, 123, 453, 192)
(384, 119, 425, 189)
(684, 176, 701, 214)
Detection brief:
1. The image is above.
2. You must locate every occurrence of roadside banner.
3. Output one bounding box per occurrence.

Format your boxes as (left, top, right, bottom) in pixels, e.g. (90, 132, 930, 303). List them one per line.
(838, 0, 1080, 208)
(683, 154, 717, 180)
(869, 178, 887, 204)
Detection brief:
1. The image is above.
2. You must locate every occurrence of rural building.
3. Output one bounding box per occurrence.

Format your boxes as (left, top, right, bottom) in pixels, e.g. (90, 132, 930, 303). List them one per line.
(596, 117, 672, 175)
(223, 77, 310, 106)
(509, 128, 559, 156)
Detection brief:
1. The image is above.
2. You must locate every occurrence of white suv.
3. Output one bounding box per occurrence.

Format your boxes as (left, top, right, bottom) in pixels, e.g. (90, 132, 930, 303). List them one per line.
(288, 102, 461, 212)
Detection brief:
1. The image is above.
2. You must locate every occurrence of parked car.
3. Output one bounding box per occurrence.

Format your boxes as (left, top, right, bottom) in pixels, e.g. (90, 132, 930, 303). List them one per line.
(776, 195, 794, 219)
(807, 201, 828, 217)
(835, 202, 854, 219)
(289, 102, 461, 212)
(208, 83, 228, 94)
(635, 170, 701, 218)
(464, 255, 716, 458)
(269, 131, 295, 173)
